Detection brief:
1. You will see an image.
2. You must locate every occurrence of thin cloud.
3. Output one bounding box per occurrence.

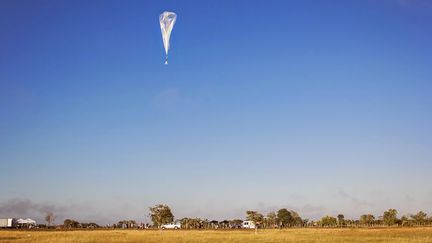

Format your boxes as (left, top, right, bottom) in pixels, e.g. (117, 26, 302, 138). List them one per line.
(396, 0, 432, 8)
(152, 88, 196, 110)
(337, 189, 374, 208)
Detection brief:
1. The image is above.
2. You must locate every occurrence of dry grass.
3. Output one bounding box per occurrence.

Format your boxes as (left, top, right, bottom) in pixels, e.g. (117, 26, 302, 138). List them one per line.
(1, 227, 432, 242)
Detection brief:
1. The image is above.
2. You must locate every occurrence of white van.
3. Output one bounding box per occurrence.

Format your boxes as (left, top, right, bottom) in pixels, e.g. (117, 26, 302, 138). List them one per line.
(161, 222, 181, 229)
(242, 220, 256, 229)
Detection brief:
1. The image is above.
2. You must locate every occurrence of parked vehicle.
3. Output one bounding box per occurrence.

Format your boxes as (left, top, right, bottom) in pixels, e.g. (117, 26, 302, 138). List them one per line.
(161, 222, 181, 229)
(242, 220, 256, 229)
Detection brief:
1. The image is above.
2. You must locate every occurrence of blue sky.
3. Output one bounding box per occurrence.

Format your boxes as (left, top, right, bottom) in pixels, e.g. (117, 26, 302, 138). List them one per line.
(1, 0, 432, 224)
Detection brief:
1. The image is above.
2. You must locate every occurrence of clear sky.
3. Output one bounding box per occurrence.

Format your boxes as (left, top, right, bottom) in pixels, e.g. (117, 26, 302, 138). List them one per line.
(1, 0, 431, 224)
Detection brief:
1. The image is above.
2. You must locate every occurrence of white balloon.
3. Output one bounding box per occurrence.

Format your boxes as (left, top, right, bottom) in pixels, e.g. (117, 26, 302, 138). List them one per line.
(159, 11, 177, 65)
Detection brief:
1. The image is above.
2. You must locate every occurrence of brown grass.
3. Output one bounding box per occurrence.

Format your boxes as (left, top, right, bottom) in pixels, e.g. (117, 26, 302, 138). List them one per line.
(1, 227, 432, 242)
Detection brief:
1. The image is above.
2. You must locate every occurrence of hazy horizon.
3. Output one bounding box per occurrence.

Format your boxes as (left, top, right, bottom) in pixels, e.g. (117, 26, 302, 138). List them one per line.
(1, 0, 431, 225)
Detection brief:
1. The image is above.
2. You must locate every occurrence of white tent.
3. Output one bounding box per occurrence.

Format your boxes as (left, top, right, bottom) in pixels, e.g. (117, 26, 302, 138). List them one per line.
(17, 218, 36, 225)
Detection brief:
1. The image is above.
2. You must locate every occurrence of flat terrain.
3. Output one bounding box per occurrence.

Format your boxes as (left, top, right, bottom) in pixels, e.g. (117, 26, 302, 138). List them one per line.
(1, 228, 432, 242)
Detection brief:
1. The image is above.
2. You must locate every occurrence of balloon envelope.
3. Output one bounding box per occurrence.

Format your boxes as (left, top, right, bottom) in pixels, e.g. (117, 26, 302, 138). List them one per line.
(159, 11, 177, 64)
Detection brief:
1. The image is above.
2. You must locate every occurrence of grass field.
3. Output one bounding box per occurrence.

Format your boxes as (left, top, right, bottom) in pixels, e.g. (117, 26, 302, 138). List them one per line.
(1, 228, 432, 242)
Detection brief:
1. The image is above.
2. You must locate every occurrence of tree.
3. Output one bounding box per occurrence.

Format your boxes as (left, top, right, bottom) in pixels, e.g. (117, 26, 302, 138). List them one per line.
(246, 211, 264, 234)
(246, 211, 264, 225)
(63, 219, 73, 228)
(230, 219, 243, 228)
(427, 216, 432, 225)
(411, 211, 427, 225)
(209, 220, 219, 229)
(45, 212, 55, 227)
(290, 210, 303, 226)
(359, 214, 375, 226)
(266, 212, 277, 228)
(84, 222, 99, 229)
(180, 218, 191, 229)
(149, 204, 174, 228)
(179, 217, 203, 229)
(219, 220, 230, 229)
(383, 209, 398, 226)
(63, 219, 80, 229)
(303, 219, 310, 227)
(320, 216, 337, 227)
(337, 214, 345, 227)
(400, 215, 413, 227)
(277, 208, 293, 228)
(117, 220, 137, 229)
(193, 218, 203, 229)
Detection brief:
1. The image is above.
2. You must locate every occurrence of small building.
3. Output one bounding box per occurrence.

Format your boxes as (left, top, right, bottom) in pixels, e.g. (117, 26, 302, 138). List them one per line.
(0, 218, 15, 228)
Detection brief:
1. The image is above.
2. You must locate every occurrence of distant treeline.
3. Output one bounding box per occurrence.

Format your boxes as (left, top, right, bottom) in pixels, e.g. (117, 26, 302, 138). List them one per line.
(46, 205, 431, 230)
